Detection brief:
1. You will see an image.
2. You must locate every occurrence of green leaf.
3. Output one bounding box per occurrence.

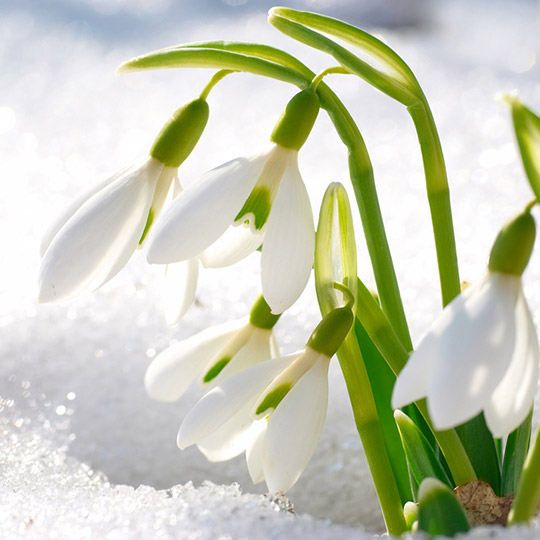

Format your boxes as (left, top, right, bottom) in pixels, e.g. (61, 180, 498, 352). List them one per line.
(417, 478, 470, 537)
(355, 318, 412, 504)
(502, 410, 532, 496)
(269, 7, 422, 106)
(507, 95, 540, 201)
(395, 410, 453, 493)
(454, 414, 501, 495)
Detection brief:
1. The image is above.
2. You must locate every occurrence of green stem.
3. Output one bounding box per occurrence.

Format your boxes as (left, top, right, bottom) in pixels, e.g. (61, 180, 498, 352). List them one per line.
(199, 69, 236, 100)
(408, 101, 461, 306)
(317, 84, 413, 351)
(336, 335, 407, 535)
(508, 424, 540, 524)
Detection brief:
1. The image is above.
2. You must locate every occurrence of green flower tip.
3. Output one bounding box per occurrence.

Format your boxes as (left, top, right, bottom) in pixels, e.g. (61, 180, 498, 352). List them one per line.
(255, 383, 291, 416)
(488, 208, 536, 276)
(150, 98, 209, 168)
(307, 306, 353, 358)
(250, 294, 281, 329)
(202, 356, 231, 383)
(270, 89, 320, 151)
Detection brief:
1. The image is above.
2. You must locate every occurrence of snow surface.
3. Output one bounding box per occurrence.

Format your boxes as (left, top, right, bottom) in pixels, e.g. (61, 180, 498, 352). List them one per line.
(1, 0, 540, 537)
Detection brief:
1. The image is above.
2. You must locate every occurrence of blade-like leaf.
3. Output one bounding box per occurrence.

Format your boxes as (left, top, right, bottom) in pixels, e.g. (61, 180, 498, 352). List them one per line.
(455, 414, 501, 495)
(502, 410, 532, 496)
(395, 410, 453, 492)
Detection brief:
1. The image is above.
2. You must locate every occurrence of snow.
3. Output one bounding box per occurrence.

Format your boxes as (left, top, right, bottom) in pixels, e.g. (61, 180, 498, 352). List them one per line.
(1, 0, 540, 537)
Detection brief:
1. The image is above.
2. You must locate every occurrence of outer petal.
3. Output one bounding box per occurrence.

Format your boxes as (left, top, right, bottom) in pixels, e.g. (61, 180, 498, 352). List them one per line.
(146, 152, 268, 264)
(261, 155, 314, 314)
(40, 163, 134, 257)
(391, 334, 435, 409)
(200, 223, 264, 268)
(38, 157, 163, 303)
(177, 355, 297, 450)
(246, 420, 268, 484)
(161, 259, 199, 326)
(428, 273, 521, 430)
(263, 355, 329, 493)
(144, 318, 245, 402)
(196, 404, 255, 462)
(484, 287, 539, 437)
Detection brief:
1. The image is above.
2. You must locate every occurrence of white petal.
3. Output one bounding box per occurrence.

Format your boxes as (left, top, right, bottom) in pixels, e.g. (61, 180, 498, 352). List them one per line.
(209, 327, 274, 387)
(144, 318, 245, 402)
(261, 155, 314, 314)
(484, 287, 539, 437)
(177, 355, 295, 449)
(161, 259, 199, 326)
(146, 152, 269, 264)
(246, 420, 268, 484)
(428, 273, 521, 430)
(263, 355, 329, 493)
(391, 339, 433, 409)
(38, 157, 163, 303)
(197, 408, 254, 462)
(200, 223, 264, 268)
(40, 163, 135, 257)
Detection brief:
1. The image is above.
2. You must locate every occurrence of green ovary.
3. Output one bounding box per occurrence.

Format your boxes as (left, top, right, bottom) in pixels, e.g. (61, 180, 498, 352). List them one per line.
(235, 187, 271, 230)
(255, 383, 292, 416)
(202, 356, 231, 383)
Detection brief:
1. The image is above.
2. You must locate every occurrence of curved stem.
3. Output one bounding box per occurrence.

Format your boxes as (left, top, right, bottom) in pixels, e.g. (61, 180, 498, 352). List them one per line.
(199, 69, 236, 100)
(336, 335, 407, 535)
(408, 101, 460, 306)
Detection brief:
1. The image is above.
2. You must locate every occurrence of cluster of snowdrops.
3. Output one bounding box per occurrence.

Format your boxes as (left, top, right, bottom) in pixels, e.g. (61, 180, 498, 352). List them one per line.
(37, 7, 540, 538)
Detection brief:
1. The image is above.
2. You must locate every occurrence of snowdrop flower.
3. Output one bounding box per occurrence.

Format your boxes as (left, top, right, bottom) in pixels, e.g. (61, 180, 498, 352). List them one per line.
(146, 89, 320, 315)
(38, 98, 209, 303)
(145, 295, 280, 403)
(393, 208, 538, 437)
(177, 305, 353, 492)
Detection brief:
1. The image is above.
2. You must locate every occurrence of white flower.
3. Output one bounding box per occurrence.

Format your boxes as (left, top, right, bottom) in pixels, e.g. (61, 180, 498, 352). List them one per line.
(392, 271, 539, 438)
(39, 157, 176, 303)
(145, 317, 279, 403)
(146, 143, 315, 314)
(177, 347, 330, 493)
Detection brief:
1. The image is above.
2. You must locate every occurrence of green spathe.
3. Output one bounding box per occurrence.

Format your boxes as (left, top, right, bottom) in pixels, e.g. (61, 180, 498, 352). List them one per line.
(488, 209, 536, 276)
(270, 89, 320, 150)
(307, 307, 353, 358)
(150, 98, 209, 167)
(249, 294, 281, 329)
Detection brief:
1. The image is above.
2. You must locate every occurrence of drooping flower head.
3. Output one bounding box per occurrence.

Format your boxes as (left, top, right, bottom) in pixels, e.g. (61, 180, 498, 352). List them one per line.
(38, 98, 209, 303)
(144, 294, 281, 403)
(392, 208, 538, 437)
(177, 304, 354, 493)
(146, 89, 320, 315)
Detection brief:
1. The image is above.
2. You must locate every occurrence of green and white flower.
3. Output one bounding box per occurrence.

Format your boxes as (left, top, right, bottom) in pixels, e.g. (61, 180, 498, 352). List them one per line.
(392, 209, 538, 437)
(177, 306, 353, 491)
(145, 295, 280, 404)
(146, 89, 320, 314)
(38, 98, 209, 303)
